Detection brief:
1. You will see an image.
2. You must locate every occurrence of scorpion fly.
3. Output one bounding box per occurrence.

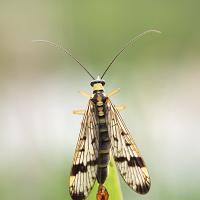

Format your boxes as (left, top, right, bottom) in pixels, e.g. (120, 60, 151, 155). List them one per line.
(33, 30, 160, 200)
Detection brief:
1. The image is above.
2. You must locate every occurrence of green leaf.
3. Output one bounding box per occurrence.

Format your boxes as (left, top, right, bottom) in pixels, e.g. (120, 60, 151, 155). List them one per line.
(88, 156, 123, 200)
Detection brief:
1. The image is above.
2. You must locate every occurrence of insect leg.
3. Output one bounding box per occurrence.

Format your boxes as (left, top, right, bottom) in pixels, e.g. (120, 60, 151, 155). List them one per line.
(79, 90, 91, 98)
(73, 109, 85, 115)
(107, 88, 120, 97)
(116, 104, 126, 111)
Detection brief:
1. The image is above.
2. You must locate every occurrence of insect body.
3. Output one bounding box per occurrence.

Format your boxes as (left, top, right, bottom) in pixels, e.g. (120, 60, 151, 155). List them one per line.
(91, 79, 110, 185)
(33, 29, 160, 200)
(69, 77, 151, 199)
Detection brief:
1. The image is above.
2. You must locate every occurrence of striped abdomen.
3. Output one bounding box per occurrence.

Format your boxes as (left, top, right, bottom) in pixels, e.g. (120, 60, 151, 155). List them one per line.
(92, 92, 111, 184)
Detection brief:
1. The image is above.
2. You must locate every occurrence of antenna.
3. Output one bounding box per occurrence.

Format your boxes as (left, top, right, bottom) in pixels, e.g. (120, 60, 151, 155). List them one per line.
(32, 40, 95, 79)
(101, 30, 161, 79)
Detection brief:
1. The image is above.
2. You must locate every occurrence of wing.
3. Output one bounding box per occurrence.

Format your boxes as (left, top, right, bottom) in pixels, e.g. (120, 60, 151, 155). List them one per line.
(107, 99, 151, 194)
(69, 100, 98, 200)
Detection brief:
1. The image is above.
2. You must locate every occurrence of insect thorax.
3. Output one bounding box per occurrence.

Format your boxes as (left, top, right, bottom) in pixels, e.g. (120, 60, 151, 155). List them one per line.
(90, 76, 105, 93)
(90, 80, 106, 103)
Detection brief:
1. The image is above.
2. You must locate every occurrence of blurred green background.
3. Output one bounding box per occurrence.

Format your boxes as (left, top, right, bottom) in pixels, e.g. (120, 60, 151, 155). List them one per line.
(1, 0, 200, 200)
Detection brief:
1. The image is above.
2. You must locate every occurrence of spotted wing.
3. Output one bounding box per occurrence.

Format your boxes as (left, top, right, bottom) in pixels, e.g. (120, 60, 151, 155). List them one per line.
(69, 100, 98, 199)
(107, 99, 151, 194)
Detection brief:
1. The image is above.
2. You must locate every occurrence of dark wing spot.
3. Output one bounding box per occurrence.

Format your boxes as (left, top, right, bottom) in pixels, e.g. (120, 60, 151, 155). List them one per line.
(121, 131, 126, 136)
(81, 136, 86, 140)
(125, 142, 131, 146)
(71, 160, 97, 176)
(114, 156, 126, 162)
(114, 156, 145, 167)
(136, 182, 150, 194)
(134, 157, 145, 168)
(79, 148, 85, 152)
(70, 192, 85, 200)
(128, 157, 145, 167)
(71, 163, 87, 175)
(136, 184, 143, 194)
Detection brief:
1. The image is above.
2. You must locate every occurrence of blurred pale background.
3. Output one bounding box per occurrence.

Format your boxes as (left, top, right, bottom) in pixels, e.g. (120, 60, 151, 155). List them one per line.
(0, 1, 200, 200)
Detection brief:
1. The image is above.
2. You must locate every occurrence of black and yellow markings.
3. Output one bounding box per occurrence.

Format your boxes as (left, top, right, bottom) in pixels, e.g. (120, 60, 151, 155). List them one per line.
(99, 117, 106, 124)
(96, 95, 104, 117)
(91, 92, 111, 185)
